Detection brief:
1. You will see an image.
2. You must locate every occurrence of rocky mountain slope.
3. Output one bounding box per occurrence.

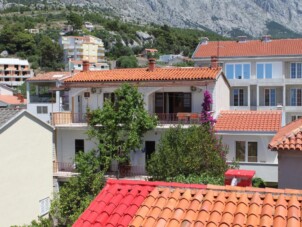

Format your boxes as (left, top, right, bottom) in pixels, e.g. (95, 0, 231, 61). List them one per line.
(2, 0, 302, 38)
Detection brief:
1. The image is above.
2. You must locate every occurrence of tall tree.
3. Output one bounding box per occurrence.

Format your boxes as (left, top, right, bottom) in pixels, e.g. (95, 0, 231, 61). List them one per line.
(87, 83, 157, 173)
(67, 12, 83, 31)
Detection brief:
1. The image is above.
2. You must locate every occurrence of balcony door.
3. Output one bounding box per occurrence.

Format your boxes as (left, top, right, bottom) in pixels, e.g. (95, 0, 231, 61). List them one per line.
(155, 92, 191, 113)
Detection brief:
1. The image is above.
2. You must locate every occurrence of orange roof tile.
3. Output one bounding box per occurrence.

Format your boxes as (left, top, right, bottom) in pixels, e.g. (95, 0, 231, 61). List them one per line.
(193, 39, 302, 59)
(27, 71, 73, 81)
(269, 118, 302, 151)
(74, 179, 302, 227)
(0, 95, 27, 105)
(215, 110, 282, 132)
(64, 67, 221, 83)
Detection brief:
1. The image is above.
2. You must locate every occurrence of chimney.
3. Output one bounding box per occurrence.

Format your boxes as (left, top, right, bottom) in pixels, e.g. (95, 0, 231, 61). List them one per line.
(237, 36, 247, 43)
(200, 37, 209, 45)
(82, 60, 90, 72)
(262, 35, 271, 42)
(20, 95, 24, 103)
(148, 58, 156, 72)
(210, 56, 218, 69)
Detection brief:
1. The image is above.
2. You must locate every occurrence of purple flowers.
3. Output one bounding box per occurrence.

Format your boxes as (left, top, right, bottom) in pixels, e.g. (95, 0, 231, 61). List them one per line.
(201, 90, 216, 126)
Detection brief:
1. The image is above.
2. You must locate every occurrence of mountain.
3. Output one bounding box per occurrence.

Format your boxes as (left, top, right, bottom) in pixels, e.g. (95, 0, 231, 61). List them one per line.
(2, 0, 302, 38)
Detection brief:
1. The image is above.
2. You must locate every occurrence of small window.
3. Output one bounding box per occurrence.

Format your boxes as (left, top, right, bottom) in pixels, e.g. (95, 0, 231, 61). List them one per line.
(236, 141, 245, 161)
(291, 115, 302, 121)
(40, 197, 50, 216)
(75, 139, 84, 154)
(235, 141, 258, 162)
(37, 106, 48, 114)
(103, 93, 115, 103)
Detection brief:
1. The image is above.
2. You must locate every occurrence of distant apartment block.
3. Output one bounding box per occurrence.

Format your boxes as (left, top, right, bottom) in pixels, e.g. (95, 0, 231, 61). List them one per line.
(0, 58, 33, 88)
(60, 35, 106, 70)
(193, 36, 302, 124)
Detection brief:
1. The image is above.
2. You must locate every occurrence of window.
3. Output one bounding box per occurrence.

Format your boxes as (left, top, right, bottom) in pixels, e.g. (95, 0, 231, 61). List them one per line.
(40, 197, 50, 216)
(225, 63, 250, 79)
(290, 89, 302, 106)
(75, 139, 84, 154)
(264, 88, 276, 106)
(233, 89, 244, 106)
(235, 141, 258, 162)
(291, 115, 302, 121)
(37, 106, 48, 114)
(291, 63, 302, 78)
(103, 92, 115, 103)
(257, 63, 273, 79)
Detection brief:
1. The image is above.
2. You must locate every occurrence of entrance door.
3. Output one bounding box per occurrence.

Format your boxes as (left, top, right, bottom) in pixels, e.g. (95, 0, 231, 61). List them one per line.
(145, 141, 156, 165)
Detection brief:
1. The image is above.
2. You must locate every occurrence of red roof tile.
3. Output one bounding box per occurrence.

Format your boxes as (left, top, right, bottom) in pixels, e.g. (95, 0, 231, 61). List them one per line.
(64, 67, 222, 83)
(27, 71, 73, 81)
(215, 110, 282, 132)
(269, 118, 302, 151)
(74, 179, 302, 227)
(193, 39, 302, 59)
(0, 95, 27, 105)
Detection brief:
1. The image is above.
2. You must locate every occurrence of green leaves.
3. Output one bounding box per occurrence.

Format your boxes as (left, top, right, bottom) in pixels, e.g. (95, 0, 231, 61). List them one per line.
(147, 125, 228, 181)
(87, 83, 157, 167)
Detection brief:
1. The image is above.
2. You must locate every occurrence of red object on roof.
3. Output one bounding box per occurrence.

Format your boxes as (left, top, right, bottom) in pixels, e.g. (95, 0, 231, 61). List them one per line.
(215, 110, 282, 132)
(193, 39, 302, 59)
(225, 169, 256, 178)
(269, 118, 302, 151)
(64, 67, 222, 83)
(74, 179, 302, 227)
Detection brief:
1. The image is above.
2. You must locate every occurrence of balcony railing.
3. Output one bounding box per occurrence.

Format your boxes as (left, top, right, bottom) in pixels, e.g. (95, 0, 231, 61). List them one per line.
(51, 112, 203, 126)
(53, 161, 76, 173)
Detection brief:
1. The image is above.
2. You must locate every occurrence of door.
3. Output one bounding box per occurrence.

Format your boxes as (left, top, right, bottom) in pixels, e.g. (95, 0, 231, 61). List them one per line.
(145, 141, 156, 166)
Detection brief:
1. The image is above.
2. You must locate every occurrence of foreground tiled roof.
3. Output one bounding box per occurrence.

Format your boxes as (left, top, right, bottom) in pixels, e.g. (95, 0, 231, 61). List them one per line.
(73, 179, 302, 227)
(65, 67, 221, 83)
(0, 108, 21, 128)
(0, 95, 27, 105)
(27, 71, 72, 81)
(193, 39, 302, 58)
(269, 118, 302, 151)
(215, 110, 282, 132)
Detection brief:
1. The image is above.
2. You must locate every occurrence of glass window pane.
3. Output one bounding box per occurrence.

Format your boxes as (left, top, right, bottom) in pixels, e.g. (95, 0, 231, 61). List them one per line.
(291, 63, 296, 78)
(271, 89, 276, 106)
(243, 64, 250, 79)
(235, 64, 242, 79)
(265, 89, 270, 106)
(226, 65, 234, 79)
(239, 89, 244, 106)
(236, 141, 245, 161)
(248, 142, 257, 162)
(257, 64, 264, 79)
(298, 89, 302, 106)
(291, 89, 297, 106)
(234, 89, 238, 106)
(265, 64, 272, 79)
(298, 63, 302, 78)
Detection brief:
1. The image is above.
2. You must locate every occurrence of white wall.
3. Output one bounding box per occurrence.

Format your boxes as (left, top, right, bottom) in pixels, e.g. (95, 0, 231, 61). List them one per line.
(278, 150, 302, 189)
(0, 114, 53, 227)
(218, 133, 278, 182)
(213, 75, 230, 117)
(0, 87, 13, 95)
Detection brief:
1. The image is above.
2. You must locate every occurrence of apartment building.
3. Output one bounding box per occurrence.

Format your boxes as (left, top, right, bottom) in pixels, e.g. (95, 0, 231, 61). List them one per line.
(60, 35, 106, 70)
(192, 36, 302, 124)
(46, 60, 230, 178)
(0, 58, 33, 88)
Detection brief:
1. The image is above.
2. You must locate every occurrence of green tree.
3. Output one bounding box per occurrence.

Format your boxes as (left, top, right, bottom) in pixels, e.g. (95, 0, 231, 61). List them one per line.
(38, 35, 63, 70)
(51, 151, 105, 226)
(67, 12, 83, 30)
(87, 83, 157, 174)
(116, 56, 138, 68)
(147, 125, 228, 181)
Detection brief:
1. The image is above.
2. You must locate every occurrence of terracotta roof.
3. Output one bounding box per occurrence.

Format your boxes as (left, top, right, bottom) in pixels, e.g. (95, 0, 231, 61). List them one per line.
(215, 110, 282, 132)
(73, 179, 302, 227)
(193, 39, 302, 58)
(0, 95, 27, 105)
(269, 118, 302, 151)
(27, 71, 73, 81)
(65, 67, 221, 83)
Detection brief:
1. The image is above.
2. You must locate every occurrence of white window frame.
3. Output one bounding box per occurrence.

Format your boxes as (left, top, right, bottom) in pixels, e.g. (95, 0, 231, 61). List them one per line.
(235, 141, 258, 162)
(291, 115, 302, 122)
(290, 88, 302, 106)
(290, 63, 302, 79)
(233, 88, 245, 106)
(256, 63, 273, 79)
(225, 63, 251, 80)
(40, 197, 50, 216)
(264, 88, 276, 106)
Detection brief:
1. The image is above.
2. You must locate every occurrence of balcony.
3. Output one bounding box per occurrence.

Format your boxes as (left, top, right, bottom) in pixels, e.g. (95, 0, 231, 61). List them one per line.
(51, 112, 203, 126)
